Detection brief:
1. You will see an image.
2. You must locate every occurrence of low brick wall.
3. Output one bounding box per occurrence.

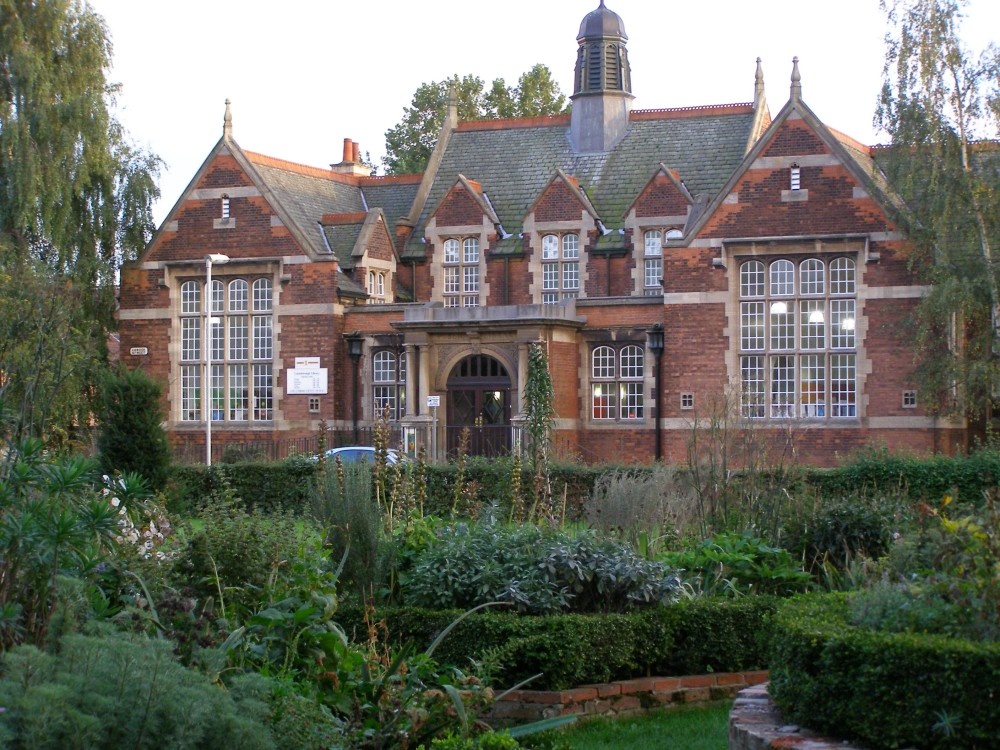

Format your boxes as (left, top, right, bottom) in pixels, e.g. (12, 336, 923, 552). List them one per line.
(486, 671, 769, 725)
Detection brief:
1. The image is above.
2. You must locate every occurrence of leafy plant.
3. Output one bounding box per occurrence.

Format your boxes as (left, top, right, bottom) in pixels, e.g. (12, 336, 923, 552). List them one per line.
(659, 532, 813, 597)
(401, 521, 681, 614)
(0, 630, 274, 749)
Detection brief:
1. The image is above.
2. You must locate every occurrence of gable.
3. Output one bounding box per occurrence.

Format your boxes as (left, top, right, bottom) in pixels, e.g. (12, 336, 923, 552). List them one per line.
(144, 152, 301, 264)
(534, 178, 589, 223)
(433, 183, 489, 228)
(695, 110, 898, 241)
(632, 170, 692, 219)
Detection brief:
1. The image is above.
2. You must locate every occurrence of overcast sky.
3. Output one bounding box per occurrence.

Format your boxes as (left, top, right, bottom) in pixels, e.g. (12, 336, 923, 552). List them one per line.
(86, 0, 998, 225)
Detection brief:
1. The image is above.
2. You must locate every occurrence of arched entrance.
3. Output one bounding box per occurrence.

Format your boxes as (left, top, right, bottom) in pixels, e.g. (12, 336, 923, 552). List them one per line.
(446, 354, 512, 457)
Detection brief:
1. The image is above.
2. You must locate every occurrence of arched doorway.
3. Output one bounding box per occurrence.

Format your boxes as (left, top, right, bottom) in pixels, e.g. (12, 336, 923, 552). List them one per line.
(446, 354, 512, 457)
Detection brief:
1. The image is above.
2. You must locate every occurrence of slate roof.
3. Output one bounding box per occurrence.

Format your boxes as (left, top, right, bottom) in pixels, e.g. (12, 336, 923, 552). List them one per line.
(362, 178, 421, 237)
(246, 152, 364, 258)
(322, 223, 365, 269)
(402, 105, 756, 259)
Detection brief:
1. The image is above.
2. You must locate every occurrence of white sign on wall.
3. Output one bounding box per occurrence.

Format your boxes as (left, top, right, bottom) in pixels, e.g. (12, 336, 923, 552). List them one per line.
(287, 368, 328, 395)
(427, 395, 440, 408)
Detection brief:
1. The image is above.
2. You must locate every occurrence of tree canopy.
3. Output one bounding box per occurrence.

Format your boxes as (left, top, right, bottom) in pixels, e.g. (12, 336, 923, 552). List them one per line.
(382, 64, 570, 175)
(0, 0, 161, 443)
(876, 0, 1000, 417)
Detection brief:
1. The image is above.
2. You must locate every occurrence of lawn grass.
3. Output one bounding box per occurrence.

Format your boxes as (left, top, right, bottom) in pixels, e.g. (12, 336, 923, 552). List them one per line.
(553, 701, 731, 750)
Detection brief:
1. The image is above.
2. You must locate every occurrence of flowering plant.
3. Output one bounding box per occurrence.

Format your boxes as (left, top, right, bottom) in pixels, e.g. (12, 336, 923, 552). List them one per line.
(101, 472, 174, 561)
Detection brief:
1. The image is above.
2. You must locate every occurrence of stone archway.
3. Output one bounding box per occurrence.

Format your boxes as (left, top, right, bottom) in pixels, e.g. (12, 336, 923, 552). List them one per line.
(446, 354, 512, 457)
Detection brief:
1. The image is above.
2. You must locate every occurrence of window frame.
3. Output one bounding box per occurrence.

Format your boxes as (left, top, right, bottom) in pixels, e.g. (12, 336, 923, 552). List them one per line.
(372, 348, 407, 421)
(590, 343, 646, 421)
(178, 275, 275, 424)
(541, 233, 581, 304)
(738, 256, 857, 421)
(442, 237, 480, 307)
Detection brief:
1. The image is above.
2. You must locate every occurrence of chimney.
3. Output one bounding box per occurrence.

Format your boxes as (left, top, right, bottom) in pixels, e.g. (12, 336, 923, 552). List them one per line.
(332, 137, 372, 177)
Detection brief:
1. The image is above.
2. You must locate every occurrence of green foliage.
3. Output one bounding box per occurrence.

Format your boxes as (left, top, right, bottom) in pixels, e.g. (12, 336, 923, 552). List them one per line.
(339, 597, 777, 691)
(0, 439, 128, 648)
(523, 342, 555, 516)
(876, 0, 1000, 416)
(785, 493, 903, 571)
(555, 702, 730, 750)
(170, 497, 316, 619)
(166, 458, 317, 515)
(769, 592, 1000, 749)
(660, 532, 813, 597)
(312, 459, 392, 598)
(401, 521, 681, 614)
(586, 466, 690, 557)
(0, 630, 274, 749)
(0, 0, 160, 441)
(96, 367, 172, 491)
(382, 67, 568, 174)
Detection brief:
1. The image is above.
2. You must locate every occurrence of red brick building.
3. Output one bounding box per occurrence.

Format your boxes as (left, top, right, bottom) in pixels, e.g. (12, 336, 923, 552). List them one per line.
(118, 2, 966, 465)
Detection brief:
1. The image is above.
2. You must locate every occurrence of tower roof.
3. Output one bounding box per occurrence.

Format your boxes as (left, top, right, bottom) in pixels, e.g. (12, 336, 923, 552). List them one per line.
(577, 0, 627, 41)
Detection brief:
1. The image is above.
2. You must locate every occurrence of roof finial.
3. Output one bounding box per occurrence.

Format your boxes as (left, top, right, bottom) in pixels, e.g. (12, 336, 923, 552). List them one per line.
(223, 98, 232, 139)
(754, 57, 765, 105)
(790, 57, 801, 101)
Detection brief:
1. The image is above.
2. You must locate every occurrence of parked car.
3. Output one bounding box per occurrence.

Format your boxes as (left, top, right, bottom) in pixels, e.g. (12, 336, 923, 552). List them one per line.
(314, 446, 405, 465)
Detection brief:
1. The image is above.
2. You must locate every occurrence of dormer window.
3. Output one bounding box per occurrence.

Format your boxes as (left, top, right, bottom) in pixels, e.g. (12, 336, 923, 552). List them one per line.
(790, 165, 801, 191)
(221, 195, 231, 219)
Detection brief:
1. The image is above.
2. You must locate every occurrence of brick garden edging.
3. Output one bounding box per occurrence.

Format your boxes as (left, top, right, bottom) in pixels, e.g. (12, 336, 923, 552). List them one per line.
(485, 670, 770, 725)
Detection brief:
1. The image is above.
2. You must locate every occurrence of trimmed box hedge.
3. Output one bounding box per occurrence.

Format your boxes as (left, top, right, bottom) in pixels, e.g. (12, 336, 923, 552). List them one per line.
(768, 593, 1000, 750)
(337, 597, 777, 691)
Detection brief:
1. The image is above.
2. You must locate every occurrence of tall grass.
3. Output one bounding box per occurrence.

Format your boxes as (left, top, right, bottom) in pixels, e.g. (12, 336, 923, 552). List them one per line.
(554, 702, 731, 750)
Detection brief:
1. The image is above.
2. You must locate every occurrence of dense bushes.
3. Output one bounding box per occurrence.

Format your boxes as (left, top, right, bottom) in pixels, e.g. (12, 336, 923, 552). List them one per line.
(806, 447, 1000, 505)
(0, 630, 275, 749)
(399, 521, 681, 614)
(168, 458, 317, 515)
(338, 597, 777, 690)
(769, 593, 1000, 750)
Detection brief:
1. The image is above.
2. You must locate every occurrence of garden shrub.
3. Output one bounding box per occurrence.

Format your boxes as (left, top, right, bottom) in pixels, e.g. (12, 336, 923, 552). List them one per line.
(769, 593, 1000, 750)
(400, 522, 681, 614)
(170, 498, 320, 619)
(312, 461, 394, 598)
(659, 532, 813, 597)
(0, 629, 274, 749)
(167, 458, 316, 515)
(784, 493, 903, 571)
(339, 597, 776, 690)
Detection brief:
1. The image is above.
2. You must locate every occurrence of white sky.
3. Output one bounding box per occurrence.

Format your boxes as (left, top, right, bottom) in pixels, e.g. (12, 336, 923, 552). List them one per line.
(87, 0, 998, 226)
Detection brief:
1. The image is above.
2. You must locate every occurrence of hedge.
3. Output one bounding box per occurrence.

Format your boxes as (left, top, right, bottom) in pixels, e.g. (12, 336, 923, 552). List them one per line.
(167, 459, 318, 515)
(337, 597, 777, 690)
(163, 448, 1000, 520)
(769, 593, 1000, 750)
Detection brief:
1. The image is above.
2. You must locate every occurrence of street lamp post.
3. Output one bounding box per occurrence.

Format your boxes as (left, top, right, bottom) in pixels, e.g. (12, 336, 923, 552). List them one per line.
(646, 324, 664, 462)
(344, 332, 364, 442)
(204, 253, 230, 465)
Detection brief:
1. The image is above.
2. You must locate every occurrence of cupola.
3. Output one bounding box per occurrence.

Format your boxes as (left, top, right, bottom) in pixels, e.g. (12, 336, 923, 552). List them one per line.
(570, 1, 634, 153)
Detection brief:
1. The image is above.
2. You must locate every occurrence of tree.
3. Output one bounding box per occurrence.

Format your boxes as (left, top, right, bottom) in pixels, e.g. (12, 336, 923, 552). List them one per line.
(96, 367, 172, 491)
(0, 0, 161, 441)
(876, 0, 1000, 417)
(382, 65, 569, 175)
